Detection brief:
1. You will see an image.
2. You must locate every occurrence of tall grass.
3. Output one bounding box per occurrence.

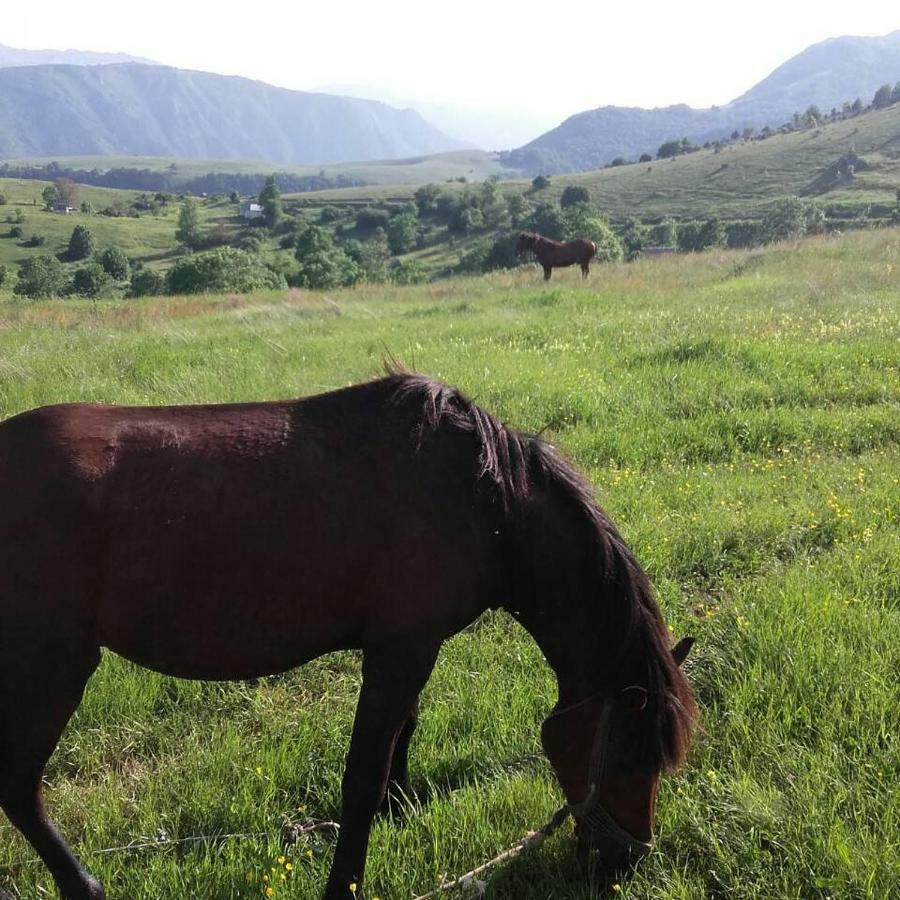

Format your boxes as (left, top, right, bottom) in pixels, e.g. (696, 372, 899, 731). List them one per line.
(1, 230, 898, 898)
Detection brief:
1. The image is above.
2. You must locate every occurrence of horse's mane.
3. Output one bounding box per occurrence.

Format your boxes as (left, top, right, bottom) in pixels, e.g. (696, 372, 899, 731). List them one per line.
(385, 368, 696, 771)
(520, 230, 565, 249)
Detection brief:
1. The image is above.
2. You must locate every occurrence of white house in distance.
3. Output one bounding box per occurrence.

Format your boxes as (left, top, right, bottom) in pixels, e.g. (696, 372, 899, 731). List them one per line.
(239, 201, 264, 220)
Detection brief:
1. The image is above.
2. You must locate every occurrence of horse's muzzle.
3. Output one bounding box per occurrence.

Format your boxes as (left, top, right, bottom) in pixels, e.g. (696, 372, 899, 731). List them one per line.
(572, 799, 653, 869)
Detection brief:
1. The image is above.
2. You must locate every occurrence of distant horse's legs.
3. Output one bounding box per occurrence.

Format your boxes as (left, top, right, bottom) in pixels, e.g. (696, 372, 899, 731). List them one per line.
(0, 644, 103, 900)
(543, 265, 552, 281)
(323, 641, 439, 900)
(581, 261, 590, 278)
(381, 700, 419, 814)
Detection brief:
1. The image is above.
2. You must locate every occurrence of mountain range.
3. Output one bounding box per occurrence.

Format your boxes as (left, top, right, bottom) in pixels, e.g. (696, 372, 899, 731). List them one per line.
(0, 63, 463, 164)
(0, 44, 155, 67)
(503, 31, 900, 173)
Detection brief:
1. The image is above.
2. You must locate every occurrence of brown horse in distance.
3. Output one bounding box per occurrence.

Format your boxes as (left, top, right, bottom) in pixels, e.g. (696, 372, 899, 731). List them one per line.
(0, 371, 695, 900)
(516, 231, 598, 280)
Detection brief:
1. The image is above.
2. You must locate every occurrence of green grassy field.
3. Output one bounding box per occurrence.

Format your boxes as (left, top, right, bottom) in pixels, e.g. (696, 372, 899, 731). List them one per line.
(2, 150, 506, 188)
(0, 231, 898, 899)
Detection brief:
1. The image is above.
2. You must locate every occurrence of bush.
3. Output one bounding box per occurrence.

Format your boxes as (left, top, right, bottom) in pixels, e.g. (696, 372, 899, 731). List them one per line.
(649, 218, 678, 248)
(726, 221, 764, 249)
(530, 175, 551, 191)
(14, 256, 68, 299)
(100, 247, 131, 280)
(560, 186, 590, 208)
(526, 203, 567, 241)
(609, 157, 628, 167)
(0, 194, 7, 205)
(390, 259, 427, 285)
(22, 233, 46, 247)
(67, 225, 95, 261)
(128, 267, 166, 298)
(72, 262, 109, 297)
(8, 225, 23, 239)
(761, 196, 823, 243)
(355, 207, 390, 231)
(0, 264, 7, 287)
(166, 247, 287, 295)
(618, 218, 648, 259)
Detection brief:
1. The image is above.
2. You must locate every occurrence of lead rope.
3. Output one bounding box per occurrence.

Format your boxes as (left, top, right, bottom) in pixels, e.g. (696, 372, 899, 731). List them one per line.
(410, 803, 570, 899)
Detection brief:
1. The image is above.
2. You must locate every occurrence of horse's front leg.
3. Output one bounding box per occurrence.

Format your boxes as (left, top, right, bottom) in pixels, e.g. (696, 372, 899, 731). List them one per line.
(323, 640, 440, 900)
(543, 265, 552, 281)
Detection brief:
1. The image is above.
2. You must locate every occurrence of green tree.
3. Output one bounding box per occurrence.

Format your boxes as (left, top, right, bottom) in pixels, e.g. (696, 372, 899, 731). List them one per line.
(506, 193, 528, 227)
(0, 264, 7, 287)
(696, 217, 727, 251)
(872, 84, 893, 109)
(67, 225, 95, 261)
(100, 247, 131, 281)
(851, 97, 864, 115)
(609, 157, 628, 167)
(294, 225, 360, 289)
(413, 183, 441, 216)
(527, 203, 566, 240)
(562, 205, 623, 261)
(166, 247, 287, 295)
(530, 175, 550, 192)
(892, 82, 900, 104)
(357, 228, 390, 282)
(560, 186, 590, 208)
(72, 262, 109, 297)
(257, 176, 283, 228)
(14, 256, 68, 298)
(387, 212, 418, 254)
(175, 198, 203, 249)
(42, 184, 61, 210)
(639, 153, 653, 163)
(761, 196, 814, 243)
(618, 218, 649, 259)
(0, 193, 7, 206)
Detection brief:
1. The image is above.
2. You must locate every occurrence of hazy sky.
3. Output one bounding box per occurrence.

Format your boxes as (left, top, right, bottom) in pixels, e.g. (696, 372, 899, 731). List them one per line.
(3, 1, 898, 121)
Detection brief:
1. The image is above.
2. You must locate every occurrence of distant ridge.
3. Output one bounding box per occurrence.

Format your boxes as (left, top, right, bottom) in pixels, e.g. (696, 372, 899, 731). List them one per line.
(0, 63, 464, 165)
(504, 30, 900, 173)
(0, 44, 156, 67)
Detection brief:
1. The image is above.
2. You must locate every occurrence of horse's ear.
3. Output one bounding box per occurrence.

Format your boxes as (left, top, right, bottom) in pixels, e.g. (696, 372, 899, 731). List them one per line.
(672, 637, 695, 667)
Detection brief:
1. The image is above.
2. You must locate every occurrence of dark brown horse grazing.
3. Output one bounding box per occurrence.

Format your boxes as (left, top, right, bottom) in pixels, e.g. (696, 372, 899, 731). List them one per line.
(515, 231, 598, 280)
(0, 371, 695, 900)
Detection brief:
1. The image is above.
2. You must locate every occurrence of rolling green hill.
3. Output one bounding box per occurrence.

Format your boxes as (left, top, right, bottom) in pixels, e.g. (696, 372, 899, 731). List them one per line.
(295, 101, 900, 223)
(504, 31, 900, 173)
(0, 63, 463, 164)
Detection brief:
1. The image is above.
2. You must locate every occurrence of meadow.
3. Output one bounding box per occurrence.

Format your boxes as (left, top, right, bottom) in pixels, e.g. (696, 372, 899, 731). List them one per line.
(0, 230, 898, 899)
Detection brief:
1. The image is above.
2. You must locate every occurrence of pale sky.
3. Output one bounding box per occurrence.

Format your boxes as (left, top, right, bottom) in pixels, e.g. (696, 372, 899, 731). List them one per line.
(3, 1, 898, 121)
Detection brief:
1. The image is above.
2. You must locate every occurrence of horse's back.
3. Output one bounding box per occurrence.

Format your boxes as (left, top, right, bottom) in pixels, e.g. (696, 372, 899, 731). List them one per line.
(0, 384, 492, 677)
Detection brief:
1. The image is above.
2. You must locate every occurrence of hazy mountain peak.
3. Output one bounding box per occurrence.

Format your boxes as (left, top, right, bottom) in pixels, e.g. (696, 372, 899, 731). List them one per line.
(0, 43, 156, 68)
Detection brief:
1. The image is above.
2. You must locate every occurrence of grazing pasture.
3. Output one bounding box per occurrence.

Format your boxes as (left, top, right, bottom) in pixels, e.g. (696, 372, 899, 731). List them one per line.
(1, 230, 898, 899)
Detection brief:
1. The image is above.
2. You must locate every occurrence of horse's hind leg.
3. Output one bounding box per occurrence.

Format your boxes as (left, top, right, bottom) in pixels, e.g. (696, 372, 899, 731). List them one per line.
(0, 643, 104, 900)
(543, 265, 552, 281)
(581, 262, 590, 278)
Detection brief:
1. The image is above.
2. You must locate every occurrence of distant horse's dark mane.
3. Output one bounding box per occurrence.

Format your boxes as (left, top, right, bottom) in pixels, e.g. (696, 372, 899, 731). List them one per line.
(385, 367, 696, 770)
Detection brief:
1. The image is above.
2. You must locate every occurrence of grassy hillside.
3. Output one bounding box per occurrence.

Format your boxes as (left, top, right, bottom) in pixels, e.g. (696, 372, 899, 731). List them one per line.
(299, 102, 900, 222)
(0, 231, 898, 899)
(0, 178, 239, 292)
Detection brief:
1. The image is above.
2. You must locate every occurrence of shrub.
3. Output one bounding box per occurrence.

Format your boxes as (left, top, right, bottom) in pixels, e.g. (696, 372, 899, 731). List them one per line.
(355, 207, 390, 231)
(8, 225, 23, 239)
(166, 247, 287, 295)
(72, 262, 109, 297)
(390, 259, 427, 285)
(560, 186, 590, 209)
(530, 175, 551, 191)
(649, 218, 678, 248)
(14, 256, 68, 299)
(22, 233, 46, 247)
(0, 193, 7, 205)
(609, 157, 628, 167)
(67, 225, 95, 261)
(761, 196, 823, 243)
(0, 264, 7, 287)
(128, 267, 166, 298)
(100, 247, 131, 281)
(618, 218, 649, 259)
